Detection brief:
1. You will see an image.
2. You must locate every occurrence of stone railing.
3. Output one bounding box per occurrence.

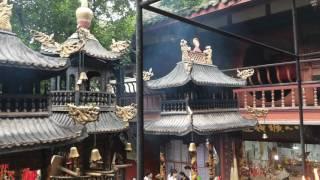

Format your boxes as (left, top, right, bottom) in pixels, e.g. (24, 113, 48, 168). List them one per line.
(233, 81, 320, 109)
(0, 94, 48, 113)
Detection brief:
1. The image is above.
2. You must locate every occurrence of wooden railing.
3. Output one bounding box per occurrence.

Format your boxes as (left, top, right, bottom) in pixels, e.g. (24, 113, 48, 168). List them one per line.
(51, 91, 115, 106)
(233, 81, 320, 109)
(0, 94, 48, 113)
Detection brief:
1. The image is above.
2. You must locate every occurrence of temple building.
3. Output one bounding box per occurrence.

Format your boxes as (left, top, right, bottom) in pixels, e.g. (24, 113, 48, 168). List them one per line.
(0, 0, 133, 179)
(143, 38, 257, 179)
(141, 0, 320, 179)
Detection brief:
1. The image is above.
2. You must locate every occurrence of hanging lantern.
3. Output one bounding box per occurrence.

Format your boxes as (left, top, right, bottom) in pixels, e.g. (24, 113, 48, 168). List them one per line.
(125, 142, 133, 152)
(79, 71, 88, 81)
(262, 133, 268, 139)
(69, 146, 80, 159)
(189, 142, 197, 152)
(90, 148, 102, 162)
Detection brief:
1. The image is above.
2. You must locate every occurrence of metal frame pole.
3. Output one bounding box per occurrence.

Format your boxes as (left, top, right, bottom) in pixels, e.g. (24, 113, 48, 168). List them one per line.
(291, 0, 306, 176)
(136, 0, 144, 179)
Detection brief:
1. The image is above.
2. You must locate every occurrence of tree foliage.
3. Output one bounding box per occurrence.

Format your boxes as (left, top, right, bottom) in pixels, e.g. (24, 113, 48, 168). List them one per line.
(10, 0, 135, 49)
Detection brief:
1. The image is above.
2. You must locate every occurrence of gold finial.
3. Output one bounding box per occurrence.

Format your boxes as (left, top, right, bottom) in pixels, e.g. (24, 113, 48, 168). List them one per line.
(80, 0, 88, 7)
(0, 0, 13, 32)
(76, 0, 93, 29)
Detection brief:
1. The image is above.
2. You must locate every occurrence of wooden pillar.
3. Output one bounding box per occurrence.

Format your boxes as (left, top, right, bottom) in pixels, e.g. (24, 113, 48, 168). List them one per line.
(66, 72, 70, 91)
(50, 77, 56, 91)
(56, 76, 61, 91)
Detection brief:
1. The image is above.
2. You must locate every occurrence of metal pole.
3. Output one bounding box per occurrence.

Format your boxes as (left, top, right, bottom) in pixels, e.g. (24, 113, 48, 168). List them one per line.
(143, 5, 296, 57)
(140, 0, 161, 7)
(291, 0, 306, 177)
(136, 0, 144, 179)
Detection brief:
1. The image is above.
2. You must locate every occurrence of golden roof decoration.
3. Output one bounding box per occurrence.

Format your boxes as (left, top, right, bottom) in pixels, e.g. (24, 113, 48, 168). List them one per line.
(31, 28, 94, 57)
(67, 104, 100, 125)
(246, 106, 268, 119)
(115, 103, 137, 126)
(110, 39, 130, 53)
(237, 68, 255, 80)
(0, 0, 13, 32)
(143, 68, 154, 81)
(180, 38, 213, 65)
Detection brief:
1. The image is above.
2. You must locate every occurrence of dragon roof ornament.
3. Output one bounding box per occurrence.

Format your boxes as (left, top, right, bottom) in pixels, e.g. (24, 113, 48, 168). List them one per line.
(67, 104, 100, 125)
(115, 103, 137, 126)
(31, 28, 90, 57)
(143, 68, 154, 81)
(180, 38, 212, 65)
(237, 68, 255, 80)
(0, 0, 13, 32)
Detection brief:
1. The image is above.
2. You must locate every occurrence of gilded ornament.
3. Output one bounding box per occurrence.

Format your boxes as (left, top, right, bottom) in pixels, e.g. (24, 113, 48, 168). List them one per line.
(67, 104, 100, 125)
(143, 68, 154, 81)
(115, 103, 137, 123)
(246, 106, 268, 119)
(0, 0, 13, 31)
(110, 39, 130, 53)
(180, 38, 213, 65)
(237, 68, 255, 80)
(31, 28, 93, 57)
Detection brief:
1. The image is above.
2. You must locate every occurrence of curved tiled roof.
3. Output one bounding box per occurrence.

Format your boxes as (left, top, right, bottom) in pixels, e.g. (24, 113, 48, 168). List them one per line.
(144, 111, 257, 136)
(0, 116, 86, 154)
(146, 62, 246, 89)
(0, 30, 68, 71)
(64, 32, 122, 61)
(52, 112, 127, 134)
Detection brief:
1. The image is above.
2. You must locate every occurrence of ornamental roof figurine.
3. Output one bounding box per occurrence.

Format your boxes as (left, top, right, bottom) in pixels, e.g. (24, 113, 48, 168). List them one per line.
(146, 38, 246, 89)
(0, 0, 12, 32)
(31, 0, 130, 60)
(0, 0, 67, 71)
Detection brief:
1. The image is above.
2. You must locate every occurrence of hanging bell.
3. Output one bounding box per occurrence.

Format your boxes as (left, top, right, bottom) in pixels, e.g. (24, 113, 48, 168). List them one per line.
(188, 142, 197, 152)
(262, 133, 268, 139)
(76, 79, 82, 85)
(125, 142, 133, 152)
(69, 146, 80, 159)
(90, 148, 102, 162)
(79, 71, 88, 81)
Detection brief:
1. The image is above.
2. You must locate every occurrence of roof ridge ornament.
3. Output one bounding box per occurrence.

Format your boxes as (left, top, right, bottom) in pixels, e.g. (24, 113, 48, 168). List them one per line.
(143, 68, 154, 81)
(115, 103, 137, 126)
(67, 104, 100, 125)
(0, 0, 13, 32)
(237, 68, 255, 80)
(31, 28, 92, 57)
(110, 39, 131, 53)
(180, 38, 213, 65)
